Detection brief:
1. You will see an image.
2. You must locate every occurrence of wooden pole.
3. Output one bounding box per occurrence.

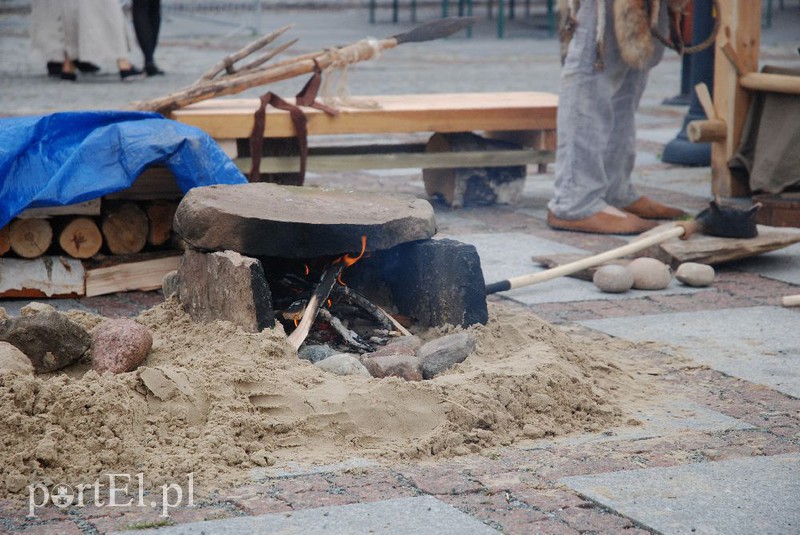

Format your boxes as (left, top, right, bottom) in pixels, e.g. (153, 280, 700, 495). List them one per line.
(58, 217, 103, 259)
(710, 0, 761, 197)
(9, 218, 53, 259)
(101, 203, 149, 255)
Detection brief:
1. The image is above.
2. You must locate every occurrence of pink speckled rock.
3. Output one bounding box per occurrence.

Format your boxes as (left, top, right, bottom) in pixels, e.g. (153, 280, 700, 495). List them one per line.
(92, 320, 153, 374)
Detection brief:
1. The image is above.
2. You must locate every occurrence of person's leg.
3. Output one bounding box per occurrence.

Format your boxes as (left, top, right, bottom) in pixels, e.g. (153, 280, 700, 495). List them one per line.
(133, 0, 164, 75)
(603, 3, 686, 220)
(548, 0, 655, 233)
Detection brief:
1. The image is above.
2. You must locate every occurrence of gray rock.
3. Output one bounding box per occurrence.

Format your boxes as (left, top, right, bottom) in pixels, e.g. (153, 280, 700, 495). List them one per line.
(593, 265, 634, 293)
(298, 344, 339, 364)
(92, 319, 153, 374)
(675, 262, 715, 287)
(419, 332, 476, 379)
(0, 308, 7, 321)
(314, 353, 371, 377)
(0, 311, 90, 373)
(178, 249, 274, 333)
(0, 341, 34, 375)
(173, 183, 436, 258)
(362, 353, 423, 381)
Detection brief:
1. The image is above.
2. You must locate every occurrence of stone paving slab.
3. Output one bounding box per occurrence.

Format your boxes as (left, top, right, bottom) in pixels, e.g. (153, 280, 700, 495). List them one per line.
(523, 398, 754, 449)
(633, 167, 714, 199)
(580, 306, 800, 398)
(729, 243, 800, 286)
(250, 458, 378, 481)
(443, 232, 701, 305)
(122, 496, 500, 535)
(560, 453, 800, 535)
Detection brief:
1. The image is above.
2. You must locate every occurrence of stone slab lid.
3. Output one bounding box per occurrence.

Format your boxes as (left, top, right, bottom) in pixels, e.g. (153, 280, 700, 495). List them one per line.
(174, 183, 437, 258)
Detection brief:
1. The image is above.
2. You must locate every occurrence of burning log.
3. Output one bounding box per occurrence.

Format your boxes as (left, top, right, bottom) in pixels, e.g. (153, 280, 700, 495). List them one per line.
(330, 285, 411, 336)
(317, 308, 374, 353)
(286, 263, 343, 350)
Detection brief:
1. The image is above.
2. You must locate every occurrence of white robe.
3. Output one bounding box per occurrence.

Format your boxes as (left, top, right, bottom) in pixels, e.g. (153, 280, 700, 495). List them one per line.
(30, 0, 131, 66)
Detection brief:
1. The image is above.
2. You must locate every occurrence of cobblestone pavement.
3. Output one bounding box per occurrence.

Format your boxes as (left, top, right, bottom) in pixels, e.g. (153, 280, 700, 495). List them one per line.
(1, 3, 799, 534)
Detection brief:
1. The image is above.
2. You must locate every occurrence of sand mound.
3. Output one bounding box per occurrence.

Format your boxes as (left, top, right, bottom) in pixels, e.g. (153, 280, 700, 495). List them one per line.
(0, 298, 649, 498)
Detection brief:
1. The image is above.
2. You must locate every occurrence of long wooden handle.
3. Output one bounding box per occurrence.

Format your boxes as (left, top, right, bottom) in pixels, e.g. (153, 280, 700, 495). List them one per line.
(485, 226, 686, 294)
(782, 295, 800, 307)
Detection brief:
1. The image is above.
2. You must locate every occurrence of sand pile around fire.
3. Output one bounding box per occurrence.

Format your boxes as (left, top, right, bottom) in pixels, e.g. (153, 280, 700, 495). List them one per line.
(0, 298, 656, 498)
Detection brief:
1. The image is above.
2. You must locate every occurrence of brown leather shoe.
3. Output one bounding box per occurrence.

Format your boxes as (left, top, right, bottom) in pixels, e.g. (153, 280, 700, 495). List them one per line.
(623, 196, 687, 220)
(547, 209, 658, 235)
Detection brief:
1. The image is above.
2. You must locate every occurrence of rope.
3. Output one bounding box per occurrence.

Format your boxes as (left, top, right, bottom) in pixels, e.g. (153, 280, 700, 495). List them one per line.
(652, 0, 720, 55)
(319, 38, 383, 109)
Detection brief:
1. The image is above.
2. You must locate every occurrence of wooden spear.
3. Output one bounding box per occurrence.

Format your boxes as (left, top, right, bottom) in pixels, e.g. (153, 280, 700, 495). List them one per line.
(133, 17, 476, 115)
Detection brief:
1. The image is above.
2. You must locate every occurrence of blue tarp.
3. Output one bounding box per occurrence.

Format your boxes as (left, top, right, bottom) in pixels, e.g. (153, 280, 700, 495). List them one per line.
(0, 110, 247, 228)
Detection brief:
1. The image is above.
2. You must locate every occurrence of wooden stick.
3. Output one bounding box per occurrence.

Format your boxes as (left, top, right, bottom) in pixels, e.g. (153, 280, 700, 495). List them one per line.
(739, 72, 800, 96)
(720, 39, 749, 77)
(136, 37, 396, 114)
(687, 119, 727, 143)
(9, 218, 53, 259)
(286, 263, 344, 350)
(782, 295, 800, 307)
(198, 24, 294, 82)
(694, 83, 718, 120)
(317, 308, 374, 352)
(331, 285, 393, 331)
(235, 38, 299, 74)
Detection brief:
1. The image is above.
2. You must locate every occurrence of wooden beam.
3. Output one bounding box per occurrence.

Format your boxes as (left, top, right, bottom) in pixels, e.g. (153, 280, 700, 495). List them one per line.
(17, 200, 101, 219)
(711, 1, 761, 197)
(739, 72, 800, 95)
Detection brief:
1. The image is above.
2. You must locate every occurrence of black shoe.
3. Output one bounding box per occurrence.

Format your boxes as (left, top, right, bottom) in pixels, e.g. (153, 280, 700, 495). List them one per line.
(144, 63, 165, 76)
(60, 71, 77, 82)
(75, 60, 101, 73)
(47, 61, 62, 76)
(120, 67, 146, 82)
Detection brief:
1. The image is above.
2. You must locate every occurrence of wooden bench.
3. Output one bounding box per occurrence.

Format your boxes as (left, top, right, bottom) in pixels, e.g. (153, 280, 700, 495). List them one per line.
(171, 92, 558, 176)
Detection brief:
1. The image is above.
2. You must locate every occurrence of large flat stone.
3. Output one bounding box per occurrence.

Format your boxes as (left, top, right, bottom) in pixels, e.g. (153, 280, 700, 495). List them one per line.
(561, 453, 800, 535)
(580, 307, 800, 398)
(123, 495, 500, 535)
(174, 183, 437, 258)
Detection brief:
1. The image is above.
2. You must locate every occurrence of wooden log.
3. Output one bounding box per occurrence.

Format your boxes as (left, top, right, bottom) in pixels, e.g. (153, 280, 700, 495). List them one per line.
(101, 203, 149, 255)
(145, 201, 179, 247)
(9, 218, 53, 258)
(783, 295, 800, 307)
(423, 132, 526, 208)
(687, 119, 727, 143)
(0, 225, 9, 257)
(739, 72, 800, 96)
(0, 256, 85, 298)
(58, 217, 103, 259)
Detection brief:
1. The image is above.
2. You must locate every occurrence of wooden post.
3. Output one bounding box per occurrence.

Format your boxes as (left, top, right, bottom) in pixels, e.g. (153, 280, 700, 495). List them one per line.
(711, 0, 761, 197)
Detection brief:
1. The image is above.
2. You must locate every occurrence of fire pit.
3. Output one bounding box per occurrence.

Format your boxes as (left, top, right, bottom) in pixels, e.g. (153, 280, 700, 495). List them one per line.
(170, 183, 488, 371)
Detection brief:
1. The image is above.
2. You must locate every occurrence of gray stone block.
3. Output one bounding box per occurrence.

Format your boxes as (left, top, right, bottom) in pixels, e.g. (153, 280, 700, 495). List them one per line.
(419, 331, 476, 379)
(383, 238, 488, 328)
(178, 249, 274, 333)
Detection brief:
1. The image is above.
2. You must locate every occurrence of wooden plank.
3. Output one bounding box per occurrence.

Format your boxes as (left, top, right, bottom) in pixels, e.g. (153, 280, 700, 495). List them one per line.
(172, 92, 559, 139)
(0, 256, 85, 298)
(711, 1, 761, 197)
(241, 148, 554, 174)
(17, 200, 101, 219)
(85, 255, 181, 297)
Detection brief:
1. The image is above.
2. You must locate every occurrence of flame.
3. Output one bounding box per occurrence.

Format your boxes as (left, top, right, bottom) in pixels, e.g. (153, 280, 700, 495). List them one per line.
(293, 318, 299, 328)
(303, 264, 310, 276)
(335, 235, 367, 286)
(327, 298, 332, 308)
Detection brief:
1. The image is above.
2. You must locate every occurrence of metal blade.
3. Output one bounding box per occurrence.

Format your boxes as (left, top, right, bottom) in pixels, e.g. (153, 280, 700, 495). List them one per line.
(392, 17, 477, 45)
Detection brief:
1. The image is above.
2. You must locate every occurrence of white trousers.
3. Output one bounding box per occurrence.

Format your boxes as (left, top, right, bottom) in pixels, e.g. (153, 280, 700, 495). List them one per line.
(548, 0, 667, 220)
